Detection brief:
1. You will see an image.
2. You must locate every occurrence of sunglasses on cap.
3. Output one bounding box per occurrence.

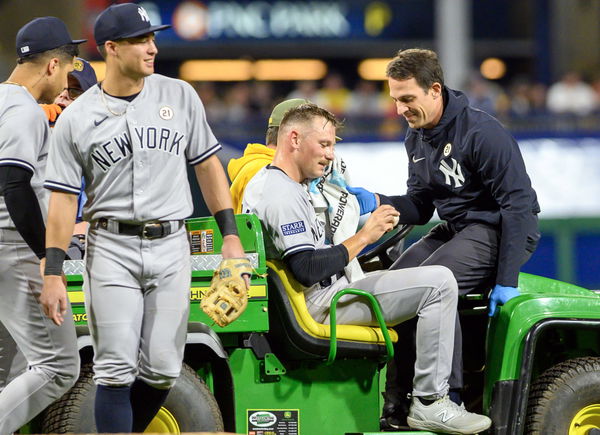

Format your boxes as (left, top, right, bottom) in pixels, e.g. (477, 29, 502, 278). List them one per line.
(63, 87, 84, 100)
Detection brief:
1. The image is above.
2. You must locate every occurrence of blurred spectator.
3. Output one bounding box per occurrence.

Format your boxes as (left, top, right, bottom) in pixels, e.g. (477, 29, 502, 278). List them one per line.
(507, 79, 533, 116)
(315, 72, 351, 115)
(223, 82, 252, 122)
(591, 75, 600, 108)
(347, 80, 386, 116)
(464, 74, 500, 115)
(287, 80, 319, 101)
(546, 71, 597, 115)
(528, 82, 548, 114)
(193, 81, 226, 122)
(249, 81, 275, 118)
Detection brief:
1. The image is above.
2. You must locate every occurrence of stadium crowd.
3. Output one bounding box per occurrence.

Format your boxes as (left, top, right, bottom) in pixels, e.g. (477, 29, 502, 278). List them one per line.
(193, 70, 600, 141)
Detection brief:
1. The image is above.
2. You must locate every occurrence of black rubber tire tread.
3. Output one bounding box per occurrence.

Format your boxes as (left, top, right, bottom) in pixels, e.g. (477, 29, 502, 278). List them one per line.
(41, 362, 223, 433)
(526, 356, 600, 435)
(41, 362, 95, 433)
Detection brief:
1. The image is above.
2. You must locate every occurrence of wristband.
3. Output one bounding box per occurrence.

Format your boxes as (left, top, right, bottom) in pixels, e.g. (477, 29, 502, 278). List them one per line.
(44, 247, 66, 276)
(214, 208, 238, 237)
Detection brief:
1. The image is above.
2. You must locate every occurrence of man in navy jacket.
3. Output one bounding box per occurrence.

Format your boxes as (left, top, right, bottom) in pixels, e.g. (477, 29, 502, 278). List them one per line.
(351, 48, 540, 429)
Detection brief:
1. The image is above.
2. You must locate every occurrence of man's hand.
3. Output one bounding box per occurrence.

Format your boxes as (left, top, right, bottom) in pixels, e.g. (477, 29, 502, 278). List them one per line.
(222, 234, 250, 289)
(347, 186, 378, 215)
(488, 284, 520, 317)
(40, 275, 68, 326)
(357, 205, 399, 245)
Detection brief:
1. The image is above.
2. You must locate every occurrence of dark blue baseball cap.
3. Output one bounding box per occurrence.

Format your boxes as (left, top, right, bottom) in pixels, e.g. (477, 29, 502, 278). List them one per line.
(94, 3, 171, 46)
(16, 16, 86, 58)
(70, 58, 98, 91)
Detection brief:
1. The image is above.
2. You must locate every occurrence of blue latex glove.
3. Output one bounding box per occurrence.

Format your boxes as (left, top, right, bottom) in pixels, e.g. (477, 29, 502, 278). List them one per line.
(488, 285, 520, 317)
(346, 186, 377, 215)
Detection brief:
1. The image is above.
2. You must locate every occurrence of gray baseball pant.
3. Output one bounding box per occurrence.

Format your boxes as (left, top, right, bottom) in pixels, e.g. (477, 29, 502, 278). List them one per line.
(0, 230, 80, 434)
(387, 222, 538, 395)
(83, 226, 191, 389)
(306, 265, 457, 399)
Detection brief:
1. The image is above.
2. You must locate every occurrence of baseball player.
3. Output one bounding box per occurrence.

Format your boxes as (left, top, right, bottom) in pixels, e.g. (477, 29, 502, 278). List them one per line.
(42, 3, 247, 433)
(0, 17, 84, 433)
(41, 58, 98, 260)
(229, 98, 367, 282)
(242, 103, 491, 434)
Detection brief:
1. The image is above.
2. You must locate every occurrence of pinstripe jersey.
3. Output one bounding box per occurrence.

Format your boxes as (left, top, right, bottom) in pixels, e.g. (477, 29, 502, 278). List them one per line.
(242, 165, 326, 261)
(0, 84, 49, 229)
(44, 74, 220, 222)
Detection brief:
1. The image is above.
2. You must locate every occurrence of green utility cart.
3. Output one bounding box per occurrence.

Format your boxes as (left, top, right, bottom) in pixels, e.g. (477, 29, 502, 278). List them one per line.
(22, 215, 600, 435)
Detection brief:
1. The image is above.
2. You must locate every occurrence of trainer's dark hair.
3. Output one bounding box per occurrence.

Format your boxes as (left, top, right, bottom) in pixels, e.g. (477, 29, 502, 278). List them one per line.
(17, 43, 79, 65)
(280, 103, 341, 133)
(386, 48, 444, 91)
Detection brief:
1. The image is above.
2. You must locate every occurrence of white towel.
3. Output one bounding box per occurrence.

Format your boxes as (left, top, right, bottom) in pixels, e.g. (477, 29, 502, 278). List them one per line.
(305, 156, 366, 282)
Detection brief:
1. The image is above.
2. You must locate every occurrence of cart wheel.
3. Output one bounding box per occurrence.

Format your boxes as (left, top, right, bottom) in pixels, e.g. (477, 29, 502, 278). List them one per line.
(526, 357, 600, 435)
(41, 363, 223, 433)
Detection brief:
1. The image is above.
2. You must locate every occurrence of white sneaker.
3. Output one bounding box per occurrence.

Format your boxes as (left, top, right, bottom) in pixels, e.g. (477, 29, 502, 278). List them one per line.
(407, 395, 492, 434)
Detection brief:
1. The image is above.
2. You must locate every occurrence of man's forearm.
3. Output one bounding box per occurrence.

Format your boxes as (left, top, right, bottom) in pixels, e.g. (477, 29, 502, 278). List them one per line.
(194, 154, 235, 215)
(46, 191, 78, 251)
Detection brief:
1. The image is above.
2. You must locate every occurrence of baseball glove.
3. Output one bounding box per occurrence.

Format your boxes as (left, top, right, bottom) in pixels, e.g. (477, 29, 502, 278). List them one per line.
(40, 103, 62, 123)
(201, 257, 252, 327)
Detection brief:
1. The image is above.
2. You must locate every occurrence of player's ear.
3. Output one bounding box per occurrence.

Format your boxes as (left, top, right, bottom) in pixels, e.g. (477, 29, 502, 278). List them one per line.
(290, 129, 301, 150)
(104, 41, 118, 58)
(46, 57, 60, 77)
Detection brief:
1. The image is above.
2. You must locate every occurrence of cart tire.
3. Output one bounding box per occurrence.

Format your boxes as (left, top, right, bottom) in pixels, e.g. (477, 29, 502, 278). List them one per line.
(526, 357, 600, 435)
(41, 362, 223, 433)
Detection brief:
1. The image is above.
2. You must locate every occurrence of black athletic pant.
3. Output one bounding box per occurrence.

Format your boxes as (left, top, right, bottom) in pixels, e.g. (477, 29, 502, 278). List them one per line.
(385, 222, 537, 400)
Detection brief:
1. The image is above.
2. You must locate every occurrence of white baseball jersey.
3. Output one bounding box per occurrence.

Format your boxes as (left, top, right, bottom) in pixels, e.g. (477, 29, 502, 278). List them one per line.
(44, 74, 220, 222)
(0, 84, 49, 229)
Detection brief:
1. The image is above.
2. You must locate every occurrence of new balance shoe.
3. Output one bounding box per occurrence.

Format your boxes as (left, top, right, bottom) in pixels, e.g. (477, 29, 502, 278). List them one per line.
(407, 395, 492, 434)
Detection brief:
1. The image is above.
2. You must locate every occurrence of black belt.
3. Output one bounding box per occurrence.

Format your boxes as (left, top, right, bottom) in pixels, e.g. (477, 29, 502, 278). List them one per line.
(319, 271, 344, 288)
(93, 218, 184, 239)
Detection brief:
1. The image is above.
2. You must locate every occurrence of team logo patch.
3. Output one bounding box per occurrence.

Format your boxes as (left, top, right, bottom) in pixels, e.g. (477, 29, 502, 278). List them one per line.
(281, 221, 306, 236)
(443, 143, 452, 156)
(73, 59, 84, 71)
(159, 106, 174, 120)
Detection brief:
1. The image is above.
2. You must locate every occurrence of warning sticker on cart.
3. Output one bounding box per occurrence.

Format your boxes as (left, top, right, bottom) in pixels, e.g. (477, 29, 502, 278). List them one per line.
(189, 229, 214, 254)
(247, 409, 299, 435)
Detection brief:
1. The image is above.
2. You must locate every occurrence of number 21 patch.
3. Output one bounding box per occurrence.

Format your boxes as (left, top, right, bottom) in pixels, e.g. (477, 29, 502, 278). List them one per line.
(281, 221, 306, 236)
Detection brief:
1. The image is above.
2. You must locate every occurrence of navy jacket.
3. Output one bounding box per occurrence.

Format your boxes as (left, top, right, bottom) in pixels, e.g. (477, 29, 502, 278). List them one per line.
(381, 87, 540, 287)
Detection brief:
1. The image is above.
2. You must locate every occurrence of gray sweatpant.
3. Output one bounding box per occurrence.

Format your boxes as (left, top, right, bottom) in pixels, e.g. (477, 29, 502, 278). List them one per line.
(306, 265, 457, 399)
(84, 226, 191, 389)
(0, 230, 80, 434)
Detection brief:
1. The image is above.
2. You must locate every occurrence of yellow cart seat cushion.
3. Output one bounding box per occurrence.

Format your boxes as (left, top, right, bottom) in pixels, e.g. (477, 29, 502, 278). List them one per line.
(267, 260, 398, 344)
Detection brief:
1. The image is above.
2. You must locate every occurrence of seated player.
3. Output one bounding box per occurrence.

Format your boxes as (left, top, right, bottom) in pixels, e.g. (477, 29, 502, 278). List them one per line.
(242, 103, 492, 434)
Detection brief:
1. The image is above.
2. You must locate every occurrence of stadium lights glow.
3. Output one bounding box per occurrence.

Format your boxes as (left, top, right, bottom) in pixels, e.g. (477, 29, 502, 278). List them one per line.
(253, 59, 327, 81)
(180, 60, 253, 81)
(88, 61, 106, 81)
(358, 58, 392, 81)
(179, 59, 327, 81)
(480, 57, 506, 80)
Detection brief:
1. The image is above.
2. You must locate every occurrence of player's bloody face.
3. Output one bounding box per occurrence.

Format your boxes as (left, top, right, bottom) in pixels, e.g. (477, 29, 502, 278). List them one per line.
(388, 76, 443, 129)
(115, 34, 157, 79)
(297, 116, 335, 180)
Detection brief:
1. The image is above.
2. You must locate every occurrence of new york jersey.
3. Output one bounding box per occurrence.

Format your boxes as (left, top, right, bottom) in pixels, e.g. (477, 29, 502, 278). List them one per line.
(242, 165, 326, 261)
(0, 84, 49, 229)
(45, 74, 220, 222)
